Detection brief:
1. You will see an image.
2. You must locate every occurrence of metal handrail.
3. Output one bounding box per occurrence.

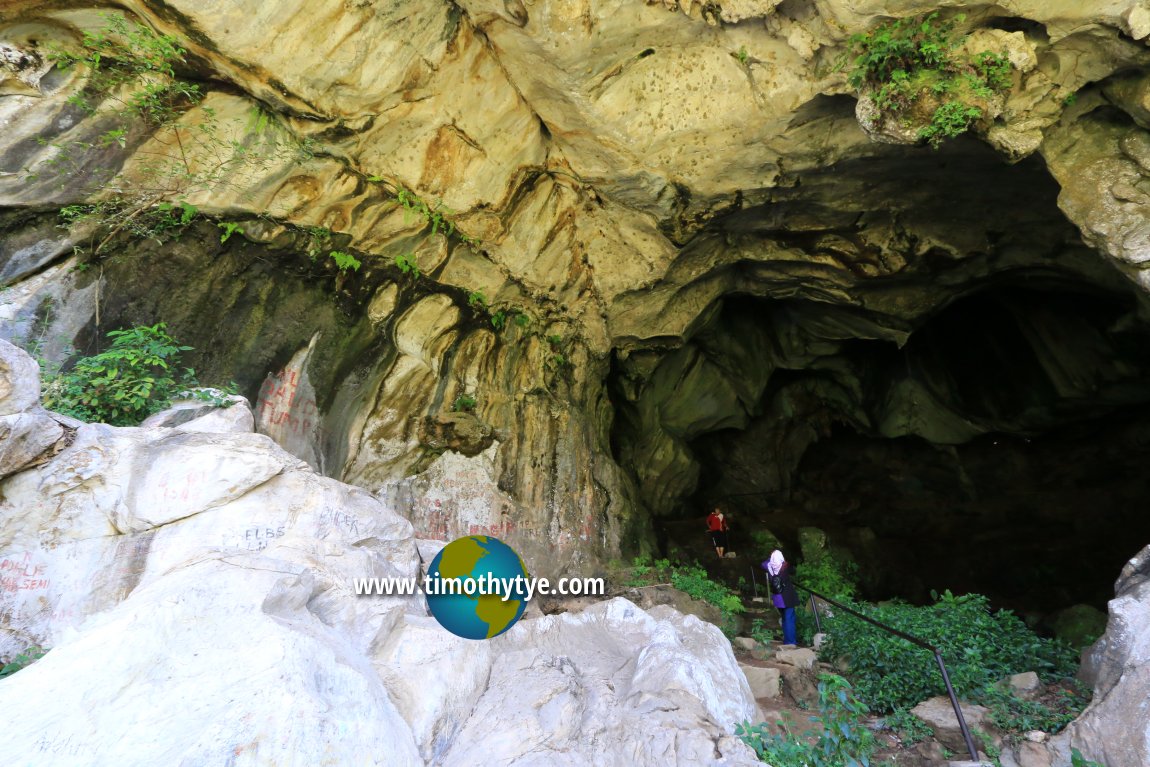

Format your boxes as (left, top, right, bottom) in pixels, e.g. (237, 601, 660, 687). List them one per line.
(792, 583, 980, 763)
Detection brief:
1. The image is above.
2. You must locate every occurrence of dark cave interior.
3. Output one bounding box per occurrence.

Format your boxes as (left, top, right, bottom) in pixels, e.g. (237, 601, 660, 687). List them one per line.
(609, 135, 1150, 626)
(674, 284, 1150, 623)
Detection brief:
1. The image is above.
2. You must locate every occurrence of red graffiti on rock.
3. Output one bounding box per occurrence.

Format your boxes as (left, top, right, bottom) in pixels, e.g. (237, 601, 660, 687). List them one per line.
(0, 552, 50, 593)
(256, 370, 320, 437)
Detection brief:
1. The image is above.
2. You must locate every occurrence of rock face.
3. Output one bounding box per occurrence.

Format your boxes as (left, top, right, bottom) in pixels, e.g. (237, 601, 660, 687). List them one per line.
(2, 1, 1150, 761)
(1055, 544, 1150, 767)
(910, 697, 993, 755)
(0, 338, 39, 416)
(3, 0, 1150, 578)
(0, 352, 759, 765)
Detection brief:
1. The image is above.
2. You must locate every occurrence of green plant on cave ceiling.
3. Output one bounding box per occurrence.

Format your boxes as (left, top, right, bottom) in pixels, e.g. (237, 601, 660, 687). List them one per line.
(29, 13, 311, 258)
(846, 12, 1014, 147)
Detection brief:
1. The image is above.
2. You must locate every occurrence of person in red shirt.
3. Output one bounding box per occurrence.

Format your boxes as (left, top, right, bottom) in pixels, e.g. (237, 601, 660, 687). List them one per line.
(705, 506, 730, 558)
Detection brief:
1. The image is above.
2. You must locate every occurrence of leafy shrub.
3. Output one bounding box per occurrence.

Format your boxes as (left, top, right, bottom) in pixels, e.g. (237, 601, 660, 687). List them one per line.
(749, 528, 782, 554)
(48, 13, 201, 126)
(799, 549, 859, 601)
(819, 591, 1078, 713)
(0, 647, 47, 678)
(329, 250, 361, 272)
(217, 221, 244, 243)
(671, 563, 746, 629)
(981, 681, 1090, 734)
(794, 549, 859, 644)
(737, 673, 876, 767)
(848, 13, 960, 93)
(974, 51, 1012, 90)
(452, 394, 477, 412)
(847, 13, 1013, 147)
(622, 557, 745, 635)
(749, 617, 774, 646)
(394, 252, 421, 279)
(42, 323, 199, 426)
(919, 101, 983, 147)
(40, 16, 306, 259)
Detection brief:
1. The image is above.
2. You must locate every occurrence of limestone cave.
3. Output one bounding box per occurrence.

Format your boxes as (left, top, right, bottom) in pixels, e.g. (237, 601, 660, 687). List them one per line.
(3, 1, 1150, 765)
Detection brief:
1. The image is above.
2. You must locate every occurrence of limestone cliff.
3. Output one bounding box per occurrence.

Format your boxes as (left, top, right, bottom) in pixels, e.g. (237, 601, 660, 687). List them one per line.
(4, 1, 1150, 764)
(2, 1, 1150, 580)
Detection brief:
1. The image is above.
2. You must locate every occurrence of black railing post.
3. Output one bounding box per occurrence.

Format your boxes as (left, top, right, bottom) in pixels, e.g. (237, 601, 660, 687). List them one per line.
(934, 650, 979, 761)
(808, 592, 822, 633)
(793, 583, 981, 764)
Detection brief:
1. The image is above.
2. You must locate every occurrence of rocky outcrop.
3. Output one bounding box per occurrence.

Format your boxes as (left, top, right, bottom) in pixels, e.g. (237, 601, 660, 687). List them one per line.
(0, 337, 39, 415)
(2, 0, 1150, 559)
(1054, 544, 1150, 767)
(0, 341, 759, 765)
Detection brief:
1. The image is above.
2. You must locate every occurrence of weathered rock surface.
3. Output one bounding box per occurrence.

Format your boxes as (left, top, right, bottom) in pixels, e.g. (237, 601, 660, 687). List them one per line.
(774, 646, 818, 670)
(0, 359, 759, 765)
(0, 338, 39, 416)
(911, 697, 995, 755)
(3, 0, 1150, 575)
(1008, 671, 1042, 698)
(2, 3, 1150, 758)
(139, 393, 255, 434)
(740, 663, 782, 699)
(1054, 544, 1150, 767)
(0, 410, 65, 479)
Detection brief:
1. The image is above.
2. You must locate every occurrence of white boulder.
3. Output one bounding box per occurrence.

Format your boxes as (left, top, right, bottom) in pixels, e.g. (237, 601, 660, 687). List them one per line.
(1056, 545, 1150, 767)
(0, 338, 39, 415)
(0, 351, 761, 765)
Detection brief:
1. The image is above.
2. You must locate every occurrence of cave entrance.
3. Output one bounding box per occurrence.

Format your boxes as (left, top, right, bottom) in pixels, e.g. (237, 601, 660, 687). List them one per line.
(615, 280, 1150, 624)
(607, 134, 1150, 624)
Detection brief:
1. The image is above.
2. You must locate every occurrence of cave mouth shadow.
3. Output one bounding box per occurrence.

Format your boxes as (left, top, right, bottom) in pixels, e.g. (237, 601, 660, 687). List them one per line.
(647, 280, 1150, 624)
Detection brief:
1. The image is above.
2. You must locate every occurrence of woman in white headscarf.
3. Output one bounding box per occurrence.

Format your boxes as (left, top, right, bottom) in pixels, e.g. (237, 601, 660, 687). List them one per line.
(762, 549, 799, 645)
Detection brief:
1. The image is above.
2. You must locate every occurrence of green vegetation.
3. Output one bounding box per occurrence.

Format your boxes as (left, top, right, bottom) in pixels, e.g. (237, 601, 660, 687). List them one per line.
(544, 334, 574, 375)
(620, 556, 745, 635)
(216, 221, 244, 243)
(799, 548, 859, 601)
(38, 15, 308, 258)
(671, 564, 745, 625)
(452, 394, 477, 412)
(982, 681, 1091, 737)
(794, 547, 859, 645)
(48, 14, 202, 127)
(489, 306, 534, 333)
(34, 15, 502, 296)
(917, 101, 983, 147)
(0, 647, 48, 678)
(884, 707, 934, 745)
(303, 226, 333, 260)
(1071, 747, 1107, 767)
(394, 252, 421, 279)
(393, 186, 479, 246)
(819, 591, 1078, 714)
(749, 617, 774, 647)
(847, 13, 1014, 147)
(329, 250, 362, 272)
(737, 674, 876, 767)
(41, 323, 210, 426)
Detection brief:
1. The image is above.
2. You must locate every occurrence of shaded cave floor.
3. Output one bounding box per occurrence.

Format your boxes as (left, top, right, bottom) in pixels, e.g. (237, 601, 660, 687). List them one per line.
(656, 404, 1150, 626)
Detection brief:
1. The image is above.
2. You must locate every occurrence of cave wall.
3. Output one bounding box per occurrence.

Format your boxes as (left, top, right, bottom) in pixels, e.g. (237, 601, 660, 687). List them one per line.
(3, 0, 1150, 577)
